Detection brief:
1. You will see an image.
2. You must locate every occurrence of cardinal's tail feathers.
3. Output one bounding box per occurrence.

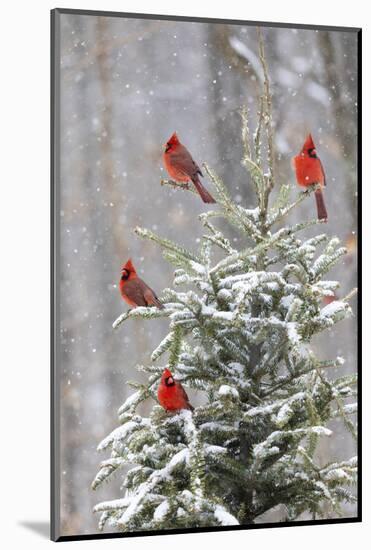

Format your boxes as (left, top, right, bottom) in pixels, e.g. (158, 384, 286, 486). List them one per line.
(192, 176, 216, 203)
(154, 297, 165, 309)
(315, 188, 328, 222)
(145, 290, 165, 309)
(150, 294, 164, 309)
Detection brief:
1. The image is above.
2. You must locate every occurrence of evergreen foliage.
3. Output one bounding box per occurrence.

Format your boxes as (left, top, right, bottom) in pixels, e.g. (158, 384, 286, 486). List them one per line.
(92, 29, 357, 532)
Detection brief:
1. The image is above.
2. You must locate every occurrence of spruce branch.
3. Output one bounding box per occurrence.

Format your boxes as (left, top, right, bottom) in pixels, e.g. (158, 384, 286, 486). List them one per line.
(240, 106, 264, 207)
(342, 287, 358, 302)
(254, 95, 265, 167)
(257, 26, 275, 191)
(240, 105, 252, 159)
(269, 186, 317, 228)
(203, 162, 262, 238)
(168, 324, 183, 369)
(199, 211, 237, 254)
(134, 226, 203, 264)
(112, 306, 170, 329)
(160, 178, 198, 196)
(312, 361, 357, 441)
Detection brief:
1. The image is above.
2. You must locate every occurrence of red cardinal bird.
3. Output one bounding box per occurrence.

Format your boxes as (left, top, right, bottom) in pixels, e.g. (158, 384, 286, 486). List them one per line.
(157, 368, 194, 412)
(162, 132, 216, 204)
(293, 134, 328, 221)
(119, 259, 163, 309)
(322, 293, 337, 306)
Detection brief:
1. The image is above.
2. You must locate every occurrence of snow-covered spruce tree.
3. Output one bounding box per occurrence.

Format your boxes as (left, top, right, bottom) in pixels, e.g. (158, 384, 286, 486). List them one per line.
(92, 30, 357, 531)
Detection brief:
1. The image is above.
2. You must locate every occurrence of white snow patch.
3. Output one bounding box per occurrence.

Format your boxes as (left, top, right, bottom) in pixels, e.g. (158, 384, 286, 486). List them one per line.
(294, 472, 310, 481)
(320, 300, 348, 319)
(214, 505, 239, 526)
(168, 448, 189, 468)
(324, 468, 351, 481)
(280, 294, 295, 309)
(342, 403, 357, 415)
(217, 289, 233, 302)
(189, 261, 206, 275)
(118, 391, 141, 415)
(205, 445, 227, 456)
(314, 481, 332, 500)
(200, 421, 235, 432)
(218, 385, 239, 399)
(212, 311, 234, 322)
(276, 403, 293, 427)
(94, 497, 130, 512)
(154, 500, 169, 521)
(253, 444, 280, 460)
(287, 322, 300, 344)
(97, 419, 149, 451)
(310, 426, 332, 436)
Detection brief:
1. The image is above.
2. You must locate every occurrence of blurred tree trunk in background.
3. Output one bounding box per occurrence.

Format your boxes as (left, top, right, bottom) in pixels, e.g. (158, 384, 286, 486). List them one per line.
(207, 25, 257, 208)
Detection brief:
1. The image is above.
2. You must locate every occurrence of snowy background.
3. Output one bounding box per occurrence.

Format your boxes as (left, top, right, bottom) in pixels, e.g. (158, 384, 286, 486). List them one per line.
(58, 13, 358, 535)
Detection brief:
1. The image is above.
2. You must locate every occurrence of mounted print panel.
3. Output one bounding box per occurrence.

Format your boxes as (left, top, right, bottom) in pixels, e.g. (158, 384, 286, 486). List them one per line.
(51, 8, 361, 541)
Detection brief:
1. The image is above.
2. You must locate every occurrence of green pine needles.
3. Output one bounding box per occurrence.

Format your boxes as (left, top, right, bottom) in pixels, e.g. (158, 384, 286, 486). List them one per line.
(92, 29, 357, 532)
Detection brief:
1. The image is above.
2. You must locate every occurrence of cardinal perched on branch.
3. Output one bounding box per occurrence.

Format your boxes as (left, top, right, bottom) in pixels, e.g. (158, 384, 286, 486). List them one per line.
(163, 132, 216, 204)
(157, 368, 194, 412)
(119, 259, 163, 309)
(293, 133, 328, 221)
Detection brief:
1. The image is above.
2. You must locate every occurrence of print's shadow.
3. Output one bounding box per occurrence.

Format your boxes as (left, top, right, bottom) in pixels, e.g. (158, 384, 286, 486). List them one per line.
(19, 521, 49, 539)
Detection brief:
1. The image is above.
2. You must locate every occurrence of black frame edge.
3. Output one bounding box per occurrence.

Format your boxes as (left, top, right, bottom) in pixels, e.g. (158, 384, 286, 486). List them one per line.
(56, 517, 361, 543)
(50, 7, 55, 542)
(51, 7, 61, 543)
(356, 27, 362, 523)
(53, 7, 361, 33)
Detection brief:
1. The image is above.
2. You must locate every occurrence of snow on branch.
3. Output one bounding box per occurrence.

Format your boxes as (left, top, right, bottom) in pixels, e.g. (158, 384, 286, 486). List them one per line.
(112, 306, 170, 329)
